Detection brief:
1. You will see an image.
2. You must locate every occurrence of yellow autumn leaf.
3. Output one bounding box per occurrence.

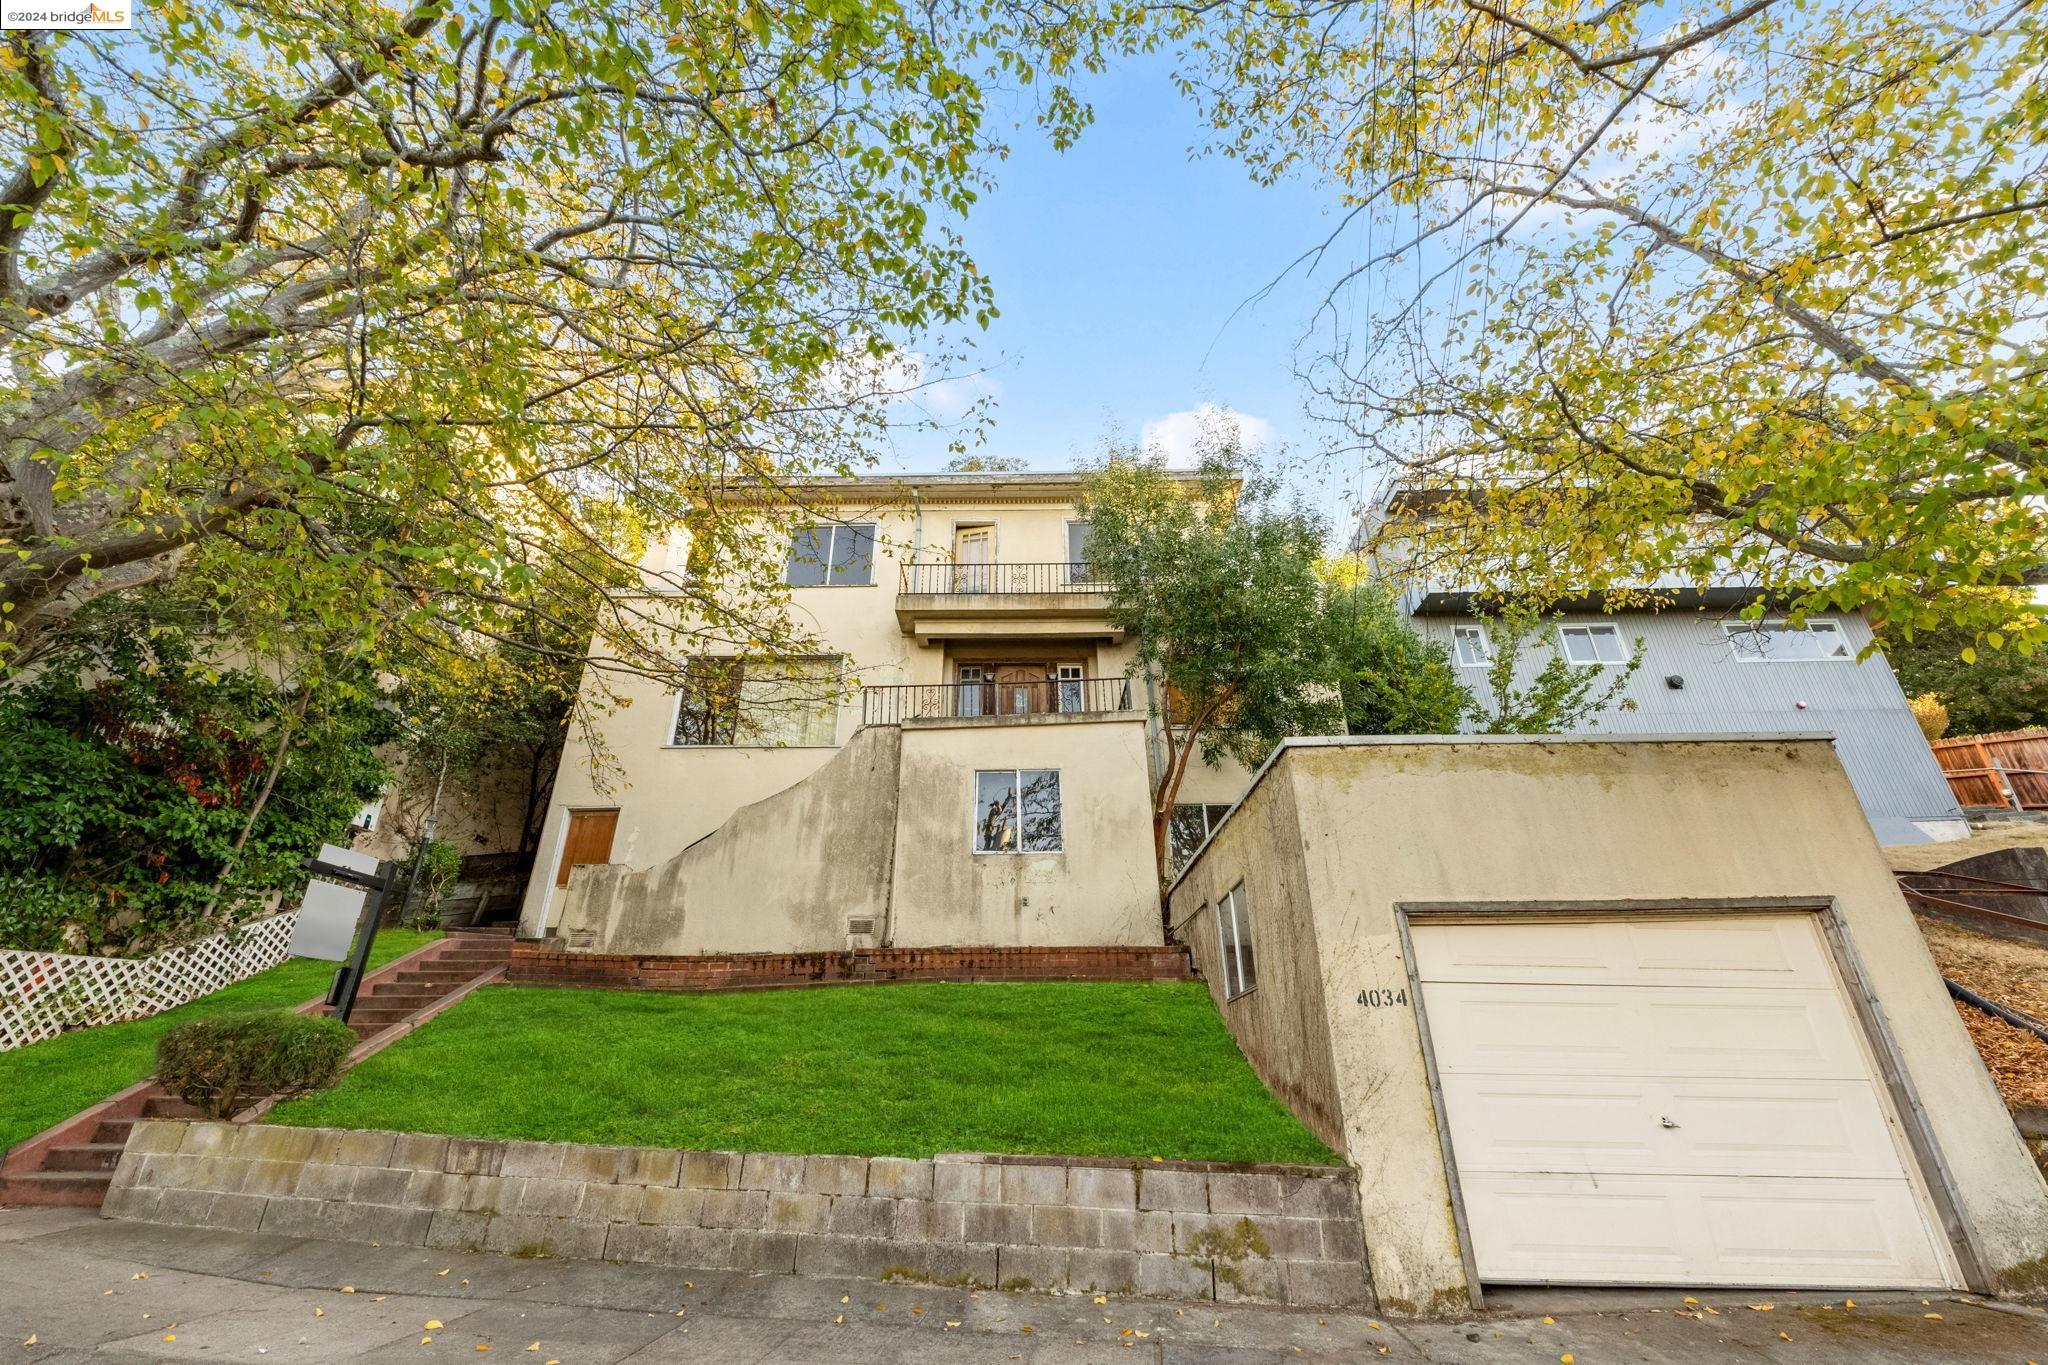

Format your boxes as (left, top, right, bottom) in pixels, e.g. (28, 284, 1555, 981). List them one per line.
(426, 1320, 444, 1330)
(1560, 1355, 1574, 1364)
(1780, 1332, 1792, 1341)
(527, 1345, 540, 1353)
(477, 1347, 490, 1353)
(1542, 1315, 1555, 1324)
(1924, 1313, 1944, 1320)
(340, 1286, 356, 1293)
(313, 1308, 325, 1318)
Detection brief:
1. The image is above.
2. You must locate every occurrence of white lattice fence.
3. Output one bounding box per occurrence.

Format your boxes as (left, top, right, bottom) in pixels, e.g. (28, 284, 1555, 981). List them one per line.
(0, 912, 300, 1052)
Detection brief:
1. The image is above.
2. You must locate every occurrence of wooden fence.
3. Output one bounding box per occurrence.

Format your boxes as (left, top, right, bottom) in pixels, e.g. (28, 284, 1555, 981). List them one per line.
(1930, 728, 2048, 811)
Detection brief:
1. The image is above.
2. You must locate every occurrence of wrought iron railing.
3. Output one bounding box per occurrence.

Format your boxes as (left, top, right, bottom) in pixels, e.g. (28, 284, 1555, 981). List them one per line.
(898, 561, 1109, 595)
(861, 676, 1136, 726)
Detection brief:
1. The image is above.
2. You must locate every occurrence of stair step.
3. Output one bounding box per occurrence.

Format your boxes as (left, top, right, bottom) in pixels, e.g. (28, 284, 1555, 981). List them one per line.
(92, 1119, 135, 1146)
(42, 1143, 125, 1173)
(0, 1170, 111, 1207)
(140, 1097, 201, 1119)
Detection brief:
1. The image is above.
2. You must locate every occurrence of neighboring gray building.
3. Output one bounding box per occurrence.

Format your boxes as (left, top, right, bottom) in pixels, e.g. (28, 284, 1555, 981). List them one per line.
(1366, 491, 1969, 846)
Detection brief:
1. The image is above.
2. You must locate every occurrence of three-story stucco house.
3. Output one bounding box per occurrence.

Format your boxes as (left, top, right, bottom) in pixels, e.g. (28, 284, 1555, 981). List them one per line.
(514, 469, 1255, 954)
(1364, 485, 1969, 845)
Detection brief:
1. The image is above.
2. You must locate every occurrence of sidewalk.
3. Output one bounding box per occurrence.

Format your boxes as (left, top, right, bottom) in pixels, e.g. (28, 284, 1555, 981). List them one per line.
(3, 1206, 2042, 1363)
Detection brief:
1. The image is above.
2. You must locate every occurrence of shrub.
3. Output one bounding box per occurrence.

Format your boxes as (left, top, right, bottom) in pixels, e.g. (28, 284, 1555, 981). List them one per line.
(1909, 692, 1951, 742)
(155, 1010, 356, 1120)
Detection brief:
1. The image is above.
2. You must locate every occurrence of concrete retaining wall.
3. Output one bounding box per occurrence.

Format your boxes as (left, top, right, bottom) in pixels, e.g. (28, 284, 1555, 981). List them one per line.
(104, 1122, 1370, 1310)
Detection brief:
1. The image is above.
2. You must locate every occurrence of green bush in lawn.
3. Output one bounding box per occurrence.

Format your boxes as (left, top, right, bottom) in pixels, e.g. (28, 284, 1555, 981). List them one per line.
(155, 1010, 356, 1120)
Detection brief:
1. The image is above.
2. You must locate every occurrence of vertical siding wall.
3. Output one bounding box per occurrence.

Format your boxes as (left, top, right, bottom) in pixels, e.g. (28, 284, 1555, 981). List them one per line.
(1410, 608, 1965, 844)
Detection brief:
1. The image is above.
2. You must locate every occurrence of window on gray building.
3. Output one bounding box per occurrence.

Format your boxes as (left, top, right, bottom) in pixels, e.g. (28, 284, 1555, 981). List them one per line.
(1559, 622, 1628, 665)
(1452, 624, 1491, 668)
(974, 769, 1063, 853)
(1725, 619, 1851, 662)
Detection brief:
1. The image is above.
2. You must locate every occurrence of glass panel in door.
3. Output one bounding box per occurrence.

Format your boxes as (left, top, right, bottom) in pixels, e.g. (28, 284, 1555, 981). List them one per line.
(953, 526, 993, 593)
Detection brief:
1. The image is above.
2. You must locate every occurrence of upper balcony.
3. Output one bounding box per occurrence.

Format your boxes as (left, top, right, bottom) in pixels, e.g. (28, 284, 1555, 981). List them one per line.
(894, 560, 1122, 644)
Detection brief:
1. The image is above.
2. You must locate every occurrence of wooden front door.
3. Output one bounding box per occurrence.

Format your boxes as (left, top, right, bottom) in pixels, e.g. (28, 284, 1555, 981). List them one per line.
(993, 663, 1051, 715)
(555, 809, 619, 887)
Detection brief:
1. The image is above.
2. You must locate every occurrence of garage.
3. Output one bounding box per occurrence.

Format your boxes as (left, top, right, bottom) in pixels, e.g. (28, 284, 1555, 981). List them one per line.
(1412, 912, 1955, 1288)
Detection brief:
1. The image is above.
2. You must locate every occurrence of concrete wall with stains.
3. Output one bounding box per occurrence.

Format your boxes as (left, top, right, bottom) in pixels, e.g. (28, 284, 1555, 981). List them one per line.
(890, 714, 1161, 948)
(1168, 768, 1346, 1151)
(546, 714, 1161, 954)
(547, 725, 903, 955)
(1167, 735, 2048, 1316)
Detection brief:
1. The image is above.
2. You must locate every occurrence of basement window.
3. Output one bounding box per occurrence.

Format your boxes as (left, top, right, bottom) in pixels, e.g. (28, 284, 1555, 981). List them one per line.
(974, 769, 1063, 853)
(785, 522, 876, 587)
(1216, 880, 1257, 1000)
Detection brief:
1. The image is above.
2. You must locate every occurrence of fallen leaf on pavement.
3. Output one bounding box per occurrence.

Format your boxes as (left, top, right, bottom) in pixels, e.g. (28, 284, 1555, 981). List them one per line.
(1924, 1313, 1944, 1320)
(426, 1320, 444, 1330)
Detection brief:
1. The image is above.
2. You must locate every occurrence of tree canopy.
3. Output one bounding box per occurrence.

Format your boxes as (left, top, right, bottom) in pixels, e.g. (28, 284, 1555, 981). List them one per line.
(1121, 0, 2048, 651)
(1, 0, 1043, 678)
(1081, 449, 1342, 876)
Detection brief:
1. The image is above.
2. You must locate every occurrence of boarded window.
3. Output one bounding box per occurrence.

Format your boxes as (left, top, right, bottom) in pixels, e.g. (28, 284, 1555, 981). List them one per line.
(974, 769, 1063, 853)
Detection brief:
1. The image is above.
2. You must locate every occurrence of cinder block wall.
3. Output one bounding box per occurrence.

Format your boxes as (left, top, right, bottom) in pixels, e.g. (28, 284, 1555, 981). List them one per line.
(105, 1122, 1370, 1310)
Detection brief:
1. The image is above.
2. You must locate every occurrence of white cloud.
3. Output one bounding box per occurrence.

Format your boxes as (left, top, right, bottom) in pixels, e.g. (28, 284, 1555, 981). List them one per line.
(1140, 403, 1278, 467)
(919, 370, 1003, 421)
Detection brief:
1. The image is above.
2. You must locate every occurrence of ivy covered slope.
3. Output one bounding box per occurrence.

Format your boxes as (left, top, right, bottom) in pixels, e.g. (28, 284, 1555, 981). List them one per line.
(0, 610, 390, 956)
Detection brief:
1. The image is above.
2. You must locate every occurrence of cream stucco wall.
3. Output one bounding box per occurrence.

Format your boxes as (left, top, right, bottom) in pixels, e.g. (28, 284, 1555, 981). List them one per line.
(890, 714, 1161, 948)
(549, 713, 1161, 954)
(1167, 736, 2048, 1315)
(517, 473, 1250, 937)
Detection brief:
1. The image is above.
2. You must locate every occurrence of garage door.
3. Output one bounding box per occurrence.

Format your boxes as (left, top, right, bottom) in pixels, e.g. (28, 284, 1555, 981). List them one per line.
(1412, 914, 1952, 1288)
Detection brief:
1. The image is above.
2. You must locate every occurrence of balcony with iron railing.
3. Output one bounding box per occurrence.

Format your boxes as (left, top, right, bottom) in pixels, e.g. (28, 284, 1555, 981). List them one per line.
(894, 560, 1122, 641)
(861, 676, 1137, 727)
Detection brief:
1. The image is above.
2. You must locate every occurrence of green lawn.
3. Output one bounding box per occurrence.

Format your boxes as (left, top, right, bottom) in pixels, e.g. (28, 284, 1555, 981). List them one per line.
(271, 983, 1339, 1165)
(0, 929, 439, 1151)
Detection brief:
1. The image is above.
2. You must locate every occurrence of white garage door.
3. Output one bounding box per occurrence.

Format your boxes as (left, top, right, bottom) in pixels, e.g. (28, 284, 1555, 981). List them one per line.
(1412, 914, 1952, 1288)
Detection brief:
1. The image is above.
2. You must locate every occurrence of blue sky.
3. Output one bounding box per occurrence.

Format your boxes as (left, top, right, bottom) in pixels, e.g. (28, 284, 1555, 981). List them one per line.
(880, 54, 1366, 513)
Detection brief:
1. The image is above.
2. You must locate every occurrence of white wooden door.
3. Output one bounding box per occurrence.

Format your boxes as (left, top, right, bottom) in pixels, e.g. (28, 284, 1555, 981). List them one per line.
(1412, 914, 1952, 1288)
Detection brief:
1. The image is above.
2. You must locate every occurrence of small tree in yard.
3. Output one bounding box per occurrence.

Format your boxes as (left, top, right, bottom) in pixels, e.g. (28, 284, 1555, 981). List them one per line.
(1082, 450, 1344, 880)
(1466, 603, 1643, 735)
(1323, 579, 1469, 737)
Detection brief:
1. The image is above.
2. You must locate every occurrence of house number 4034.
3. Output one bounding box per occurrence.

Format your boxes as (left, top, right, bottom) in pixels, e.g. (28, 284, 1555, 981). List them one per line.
(1356, 987, 1409, 1008)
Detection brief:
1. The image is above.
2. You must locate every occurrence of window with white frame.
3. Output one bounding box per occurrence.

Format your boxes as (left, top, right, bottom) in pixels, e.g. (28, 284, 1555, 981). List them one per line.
(671, 657, 840, 746)
(1168, 803, 1233, 871)
(1558, 622, 1629, 665)
(1056, 663, 1086, 712)
(1215, 881, 1257, 999)
(1451, 624, 1491, 668)
(784, 523, 876, 587)
(973, 769, 1063, 853)
(1724, 618, 1852, 662)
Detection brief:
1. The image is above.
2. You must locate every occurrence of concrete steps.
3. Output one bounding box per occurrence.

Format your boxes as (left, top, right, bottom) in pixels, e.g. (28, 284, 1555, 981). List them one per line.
(3, 928, 513, 1209)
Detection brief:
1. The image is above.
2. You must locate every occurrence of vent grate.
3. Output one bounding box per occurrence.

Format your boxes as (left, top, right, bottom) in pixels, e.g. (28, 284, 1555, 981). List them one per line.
(847, 917, 876, 936)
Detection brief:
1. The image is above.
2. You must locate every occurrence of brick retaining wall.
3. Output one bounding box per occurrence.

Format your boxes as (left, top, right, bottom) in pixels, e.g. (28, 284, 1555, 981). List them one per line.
(508, 943, 1197, 992)
(104, 1122, 1369, 1310)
